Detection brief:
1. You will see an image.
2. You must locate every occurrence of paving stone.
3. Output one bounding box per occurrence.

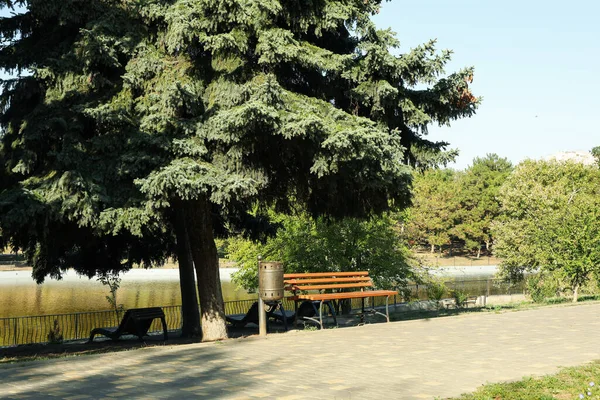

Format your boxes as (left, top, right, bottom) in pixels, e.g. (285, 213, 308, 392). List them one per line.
(2, 303, 600, 399)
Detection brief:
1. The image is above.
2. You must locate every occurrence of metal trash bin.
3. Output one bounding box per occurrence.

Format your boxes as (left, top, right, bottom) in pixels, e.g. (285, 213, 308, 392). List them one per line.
(258, 261, 284, 301)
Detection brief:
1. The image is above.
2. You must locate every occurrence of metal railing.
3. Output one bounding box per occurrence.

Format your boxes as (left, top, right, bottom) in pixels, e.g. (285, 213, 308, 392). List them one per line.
(0, 278, 525, 348)
(0, 306, 185, 347)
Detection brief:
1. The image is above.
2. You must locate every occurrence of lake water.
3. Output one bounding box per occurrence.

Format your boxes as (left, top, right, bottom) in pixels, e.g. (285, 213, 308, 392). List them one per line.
(0, 266, 517, 318)
(0, 268, 254, 318)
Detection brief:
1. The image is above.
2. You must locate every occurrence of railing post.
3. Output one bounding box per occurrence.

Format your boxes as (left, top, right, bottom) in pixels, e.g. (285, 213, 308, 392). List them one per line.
(75, 314, 79, 340)
(13, 319, 17, 346)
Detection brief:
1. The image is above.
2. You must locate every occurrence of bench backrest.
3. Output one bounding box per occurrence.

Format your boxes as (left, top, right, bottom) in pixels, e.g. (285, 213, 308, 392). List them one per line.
(284, 271, 373, 293)
(117, 307, 165, 336)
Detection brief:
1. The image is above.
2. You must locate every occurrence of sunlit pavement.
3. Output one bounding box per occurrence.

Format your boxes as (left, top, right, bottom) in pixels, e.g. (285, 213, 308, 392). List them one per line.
(2, 303, 600, 399)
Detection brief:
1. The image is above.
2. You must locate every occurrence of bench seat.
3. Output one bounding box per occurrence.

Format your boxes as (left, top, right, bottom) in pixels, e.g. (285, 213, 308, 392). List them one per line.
(284, 271, 397, 329)
(291, 289, 398, 301)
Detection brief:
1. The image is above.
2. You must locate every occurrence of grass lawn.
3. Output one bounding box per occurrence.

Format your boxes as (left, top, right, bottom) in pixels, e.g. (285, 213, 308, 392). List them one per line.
(451, 361, 600, 399)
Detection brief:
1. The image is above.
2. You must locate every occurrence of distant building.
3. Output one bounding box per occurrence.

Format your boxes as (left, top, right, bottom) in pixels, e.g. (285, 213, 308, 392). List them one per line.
(543, 151, 596, 166)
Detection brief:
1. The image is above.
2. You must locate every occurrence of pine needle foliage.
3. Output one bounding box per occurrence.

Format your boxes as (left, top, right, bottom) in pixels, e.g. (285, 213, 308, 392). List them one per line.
(0, 0, 479, 339)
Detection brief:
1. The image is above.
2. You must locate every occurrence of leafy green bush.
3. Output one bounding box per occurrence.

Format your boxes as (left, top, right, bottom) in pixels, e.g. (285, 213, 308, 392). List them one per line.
(545, 296, 568, 305)
(451, 288, 469, 308)
(230, 213, 417, 294)
(97, 272, 125, 316)
(526, 274, 559, 303)
(426, 278, 448, 303)
(47, 319, 63, 344)
(577, 294, 600, 302)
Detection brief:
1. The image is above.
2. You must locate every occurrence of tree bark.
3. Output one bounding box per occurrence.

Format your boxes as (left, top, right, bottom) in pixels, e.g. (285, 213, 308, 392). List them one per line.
(430, 244, 435, 253)
(185, 197, 228, 341)
(572, 282, 580, 303)
(174, 202, 201, 338)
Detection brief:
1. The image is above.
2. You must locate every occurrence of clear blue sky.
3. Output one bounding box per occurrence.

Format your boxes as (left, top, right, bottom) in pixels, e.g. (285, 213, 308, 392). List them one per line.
(373, 0, 600, 169)
(2, 2, 598, 169)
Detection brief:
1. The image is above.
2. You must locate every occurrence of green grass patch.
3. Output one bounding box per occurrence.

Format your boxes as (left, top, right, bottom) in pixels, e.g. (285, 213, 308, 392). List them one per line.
(451, 360, 600, 399)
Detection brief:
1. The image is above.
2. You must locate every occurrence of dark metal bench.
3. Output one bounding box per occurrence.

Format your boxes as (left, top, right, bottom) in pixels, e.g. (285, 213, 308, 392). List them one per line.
(88, 307, 168, 342)
(226, 301, 289, 331)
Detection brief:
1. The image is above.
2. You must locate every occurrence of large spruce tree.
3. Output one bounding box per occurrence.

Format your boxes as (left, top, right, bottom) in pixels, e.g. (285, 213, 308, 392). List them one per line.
(0, 0, 479, 341)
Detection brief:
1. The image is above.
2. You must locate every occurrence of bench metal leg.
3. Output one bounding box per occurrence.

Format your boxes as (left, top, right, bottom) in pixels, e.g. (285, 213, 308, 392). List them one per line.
(293, 300, 299, 328)
(361, 296, 391, 323)
(161, 317, 168, 341)
(361, 298, 365, 324)
(278, 302, 288, 331)
(318, 300, 324, 329)
(385, 295, 390, 322)
(325, 301, 337, 327)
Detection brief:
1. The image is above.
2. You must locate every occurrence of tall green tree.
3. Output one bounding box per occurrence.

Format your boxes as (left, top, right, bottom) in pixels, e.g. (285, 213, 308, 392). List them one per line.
(406, 169, 460, 253)
(454, 154, 512, 256)
(0, 0, 479, 340)
(493, 160, 600, 302)
(592, 146, 600, 166)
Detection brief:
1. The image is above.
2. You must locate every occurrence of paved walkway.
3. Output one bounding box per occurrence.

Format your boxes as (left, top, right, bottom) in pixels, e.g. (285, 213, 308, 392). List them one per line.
(2, 303, 600, 399)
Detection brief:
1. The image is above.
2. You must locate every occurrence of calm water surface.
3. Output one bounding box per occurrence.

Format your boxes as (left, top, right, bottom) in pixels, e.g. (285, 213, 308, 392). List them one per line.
(0, 265, 519, 318)
(0, 268, 254, 318)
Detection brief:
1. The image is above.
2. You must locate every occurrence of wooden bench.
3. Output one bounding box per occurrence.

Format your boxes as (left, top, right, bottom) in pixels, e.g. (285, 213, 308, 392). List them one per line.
(464, 296, 478, 308)
(88, 307, 168, 342)
(442, 296, 478, 309)
(284, 271, 398, 329)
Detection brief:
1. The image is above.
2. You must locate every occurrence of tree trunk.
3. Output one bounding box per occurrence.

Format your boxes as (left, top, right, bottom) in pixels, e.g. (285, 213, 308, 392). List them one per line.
(174, 202, 201, 338)
(476, 247, 481, 259)
(485, 241, 490, 252)
(430, 244, 435, 253)
(185, 197, 228, 341)
(572, 283, 580, 303)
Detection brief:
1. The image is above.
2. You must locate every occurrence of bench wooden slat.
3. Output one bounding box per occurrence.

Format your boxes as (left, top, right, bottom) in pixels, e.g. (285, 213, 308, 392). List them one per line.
(285, 282, 373, 291)
(285, 270, 397, 329)
(292, 290, 397, 301)
(284, 277, 371, 284)
(283, 271, 369, 278)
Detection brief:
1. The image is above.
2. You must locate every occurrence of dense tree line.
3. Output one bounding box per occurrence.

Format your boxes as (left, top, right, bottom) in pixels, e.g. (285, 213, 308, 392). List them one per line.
(405, 153, 513, 256)
(227, 154, 512, 294)
(493, 157, 600, 302)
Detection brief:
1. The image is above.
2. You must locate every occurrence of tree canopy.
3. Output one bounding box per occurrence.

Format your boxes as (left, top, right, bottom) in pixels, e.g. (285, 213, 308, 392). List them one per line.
(230, 212, 416, 296)
(0, 0, 479, 340)
(592, 146, 600, 166)
(406, 168, 459, 253)
(492, 160, 600, 302)
(404, 154, 512, 256)
(453, 154, 512, 256)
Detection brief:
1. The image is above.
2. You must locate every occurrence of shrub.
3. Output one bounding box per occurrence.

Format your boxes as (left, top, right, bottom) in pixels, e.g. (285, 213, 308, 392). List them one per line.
(47, 319, 63, 344)
(451, 288, 469, 308)
(527, 274, 559, 303)
(426, 278, 448, 309)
